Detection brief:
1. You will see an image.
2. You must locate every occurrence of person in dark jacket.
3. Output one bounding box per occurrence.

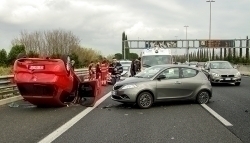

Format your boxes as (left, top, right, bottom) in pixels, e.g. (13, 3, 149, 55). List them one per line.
(108, 57, 123, 84)
(95, 62, 101, 79)
(130, 59, 136, 77)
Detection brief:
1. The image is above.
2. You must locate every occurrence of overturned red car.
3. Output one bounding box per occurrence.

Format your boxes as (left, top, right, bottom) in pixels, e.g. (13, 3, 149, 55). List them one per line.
(13, 54, 99, 107)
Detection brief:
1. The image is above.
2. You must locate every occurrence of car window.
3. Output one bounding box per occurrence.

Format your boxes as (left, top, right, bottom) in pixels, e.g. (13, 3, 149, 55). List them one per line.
(181, 68, 198, 78)
(158, 68, 179, 79)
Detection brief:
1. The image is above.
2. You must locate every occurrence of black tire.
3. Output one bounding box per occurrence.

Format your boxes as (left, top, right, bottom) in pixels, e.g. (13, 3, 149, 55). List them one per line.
(60, 55, 71, 74)
(235, 82, 241, 86)
(196, 90, 210, 104)
(17, 53, 27, 59)
(136, 92, 153, 109)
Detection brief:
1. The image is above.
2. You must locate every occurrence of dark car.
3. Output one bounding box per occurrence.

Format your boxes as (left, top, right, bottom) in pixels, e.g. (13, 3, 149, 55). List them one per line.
(111, 64, 212, 109)
(201, 61, 241, 86)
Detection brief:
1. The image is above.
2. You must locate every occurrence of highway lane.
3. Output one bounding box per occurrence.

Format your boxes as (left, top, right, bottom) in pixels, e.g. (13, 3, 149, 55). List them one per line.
(0, 86, 111, 143)
(1, 77, 249, 143)
(207, 76, 250, 143)
(53, 92, 241, 143)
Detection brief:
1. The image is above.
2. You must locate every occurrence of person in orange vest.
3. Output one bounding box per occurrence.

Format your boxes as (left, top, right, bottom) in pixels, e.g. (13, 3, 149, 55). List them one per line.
(100, 59, 108, 85)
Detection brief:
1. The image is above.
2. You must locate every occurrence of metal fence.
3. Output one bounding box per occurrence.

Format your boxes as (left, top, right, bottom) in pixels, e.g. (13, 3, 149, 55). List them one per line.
(0, 68, 89, 100)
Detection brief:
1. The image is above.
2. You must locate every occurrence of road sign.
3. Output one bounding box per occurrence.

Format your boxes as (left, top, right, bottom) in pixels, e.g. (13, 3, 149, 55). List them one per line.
(145, 41, 177, 48)
(199, 40, 235, 47)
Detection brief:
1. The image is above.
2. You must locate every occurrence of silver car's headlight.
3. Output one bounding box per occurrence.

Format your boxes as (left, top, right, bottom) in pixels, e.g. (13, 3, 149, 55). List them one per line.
(121, 84, 137, 90)
(211, 73, 220, 77)
(235, 72, 241, 77)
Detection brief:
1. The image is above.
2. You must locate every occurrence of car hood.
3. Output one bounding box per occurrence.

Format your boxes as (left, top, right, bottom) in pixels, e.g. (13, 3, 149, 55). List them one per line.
(116, 77, 150, 85)
(210, 68, 238, 74)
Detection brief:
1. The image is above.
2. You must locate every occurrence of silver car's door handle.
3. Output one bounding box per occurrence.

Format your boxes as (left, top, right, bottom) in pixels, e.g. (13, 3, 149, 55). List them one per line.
(175, 81, 181, 84)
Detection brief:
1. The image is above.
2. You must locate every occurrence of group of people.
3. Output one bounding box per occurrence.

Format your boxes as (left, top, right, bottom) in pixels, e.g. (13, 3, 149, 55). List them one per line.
(88, 57, 124, 85)
(88, 57, 142, 85)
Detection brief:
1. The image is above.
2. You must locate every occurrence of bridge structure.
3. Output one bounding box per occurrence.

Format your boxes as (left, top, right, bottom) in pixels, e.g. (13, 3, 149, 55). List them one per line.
(122, 38, 250, 62)
(123, 38, 250, 49)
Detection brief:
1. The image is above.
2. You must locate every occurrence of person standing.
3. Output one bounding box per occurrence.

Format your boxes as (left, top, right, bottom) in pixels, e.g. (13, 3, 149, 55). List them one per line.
(101, 59, 108, 85)
(88, 61, 95, 80)
(130, 59, 136, 77)
(108, 57, 123, 85)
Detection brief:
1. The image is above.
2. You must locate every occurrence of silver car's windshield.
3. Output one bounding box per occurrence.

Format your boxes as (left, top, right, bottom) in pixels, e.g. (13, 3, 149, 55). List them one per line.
(210, 62, 233, 69)
(142, 55, 172, 67)
(122, 66, 130, 71)
(120, 61, 132, 65)
(135, 66, 163, 78)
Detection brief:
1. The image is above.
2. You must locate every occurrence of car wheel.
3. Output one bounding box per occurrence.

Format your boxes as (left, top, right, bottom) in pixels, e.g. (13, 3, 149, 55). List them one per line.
(60, 55, 71, 74)
(196, 90, 210, 104)
(235, 82, 240, 86)
(137, 92, 153, 109)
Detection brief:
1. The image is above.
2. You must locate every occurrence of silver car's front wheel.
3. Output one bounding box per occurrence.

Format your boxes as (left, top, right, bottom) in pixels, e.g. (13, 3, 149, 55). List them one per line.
(196, 91, 210, 104)
(137, 92, 153, 109)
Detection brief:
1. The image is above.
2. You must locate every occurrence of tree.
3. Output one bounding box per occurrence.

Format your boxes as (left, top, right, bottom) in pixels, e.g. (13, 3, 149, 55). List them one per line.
(122, 31, 125, 58)
(27, 51, 39, 58)
(114, 53, 123, 60)
(125, 35, 130, 59)
(246, 36, 249, 59)
(0, 49, 7, 66)
(129, 53, 139, 60)
(7, 45, 26, 65)
(69, 52, 80, 68)
(11, 29, 80, 57)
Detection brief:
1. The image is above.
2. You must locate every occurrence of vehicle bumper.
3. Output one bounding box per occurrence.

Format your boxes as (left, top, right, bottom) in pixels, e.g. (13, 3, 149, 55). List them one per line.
(111, 88, 138, 103)
(210, 76, 241, 83)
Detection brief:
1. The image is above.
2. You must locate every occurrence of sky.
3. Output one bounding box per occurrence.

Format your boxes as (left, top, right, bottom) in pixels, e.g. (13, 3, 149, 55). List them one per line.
(0, 0, 249, 56)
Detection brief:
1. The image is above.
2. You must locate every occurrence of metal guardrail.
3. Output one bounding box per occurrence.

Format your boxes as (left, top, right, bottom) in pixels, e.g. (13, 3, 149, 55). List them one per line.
(0, 68, 89, 100)
(0, 65, 250, 100)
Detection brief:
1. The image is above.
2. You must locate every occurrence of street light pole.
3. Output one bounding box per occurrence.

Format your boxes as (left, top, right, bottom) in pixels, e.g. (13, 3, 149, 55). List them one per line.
(184, 26, 189, 62)
(206, 0, 215, 61)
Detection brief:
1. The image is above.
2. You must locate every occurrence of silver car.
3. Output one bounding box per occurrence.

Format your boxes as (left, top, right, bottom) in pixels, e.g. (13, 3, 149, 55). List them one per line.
(111, 64, 212, 109)
(202, 61, 241, 86)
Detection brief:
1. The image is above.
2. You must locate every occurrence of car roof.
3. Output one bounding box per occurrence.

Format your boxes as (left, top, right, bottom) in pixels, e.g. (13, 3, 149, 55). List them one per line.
(208, 60, 229, 63)
(151, 64, 200, 70)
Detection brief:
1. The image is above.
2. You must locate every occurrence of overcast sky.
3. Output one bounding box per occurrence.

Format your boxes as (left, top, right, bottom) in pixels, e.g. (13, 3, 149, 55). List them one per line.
(0, 0, 249, 56)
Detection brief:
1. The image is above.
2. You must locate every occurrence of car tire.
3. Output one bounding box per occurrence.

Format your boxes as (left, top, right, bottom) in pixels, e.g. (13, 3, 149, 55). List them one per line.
(235, 82, 241, 86)
(60, 55, 71, 74)
(136, 92, 153, 109)
(196, 90, 210, 104)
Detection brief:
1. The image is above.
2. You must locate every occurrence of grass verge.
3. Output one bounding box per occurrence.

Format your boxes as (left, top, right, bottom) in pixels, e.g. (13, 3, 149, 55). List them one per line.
(0, 67, 12, 76)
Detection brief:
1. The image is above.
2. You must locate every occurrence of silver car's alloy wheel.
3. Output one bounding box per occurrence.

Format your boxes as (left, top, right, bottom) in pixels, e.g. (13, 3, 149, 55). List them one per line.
(137, 92, 153, 109)
(197, 91, 210, 104)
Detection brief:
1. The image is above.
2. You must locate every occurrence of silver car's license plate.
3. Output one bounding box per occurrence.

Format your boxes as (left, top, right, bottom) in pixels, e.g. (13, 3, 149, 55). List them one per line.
(112, 91, 117, 95)
(225, 78, 231, 80)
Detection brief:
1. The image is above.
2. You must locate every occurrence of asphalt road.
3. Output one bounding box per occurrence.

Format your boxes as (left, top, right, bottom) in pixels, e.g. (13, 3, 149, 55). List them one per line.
(0, 86, 111, 143)
(207, 76, 250, 143)
(0, 77, 249, 143)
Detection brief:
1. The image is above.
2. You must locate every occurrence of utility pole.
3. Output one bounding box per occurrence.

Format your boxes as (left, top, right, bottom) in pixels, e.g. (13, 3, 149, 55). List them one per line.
(174, 36, 178, 62)
(184, 26, 189, 62)
(206, 0, 215, 61)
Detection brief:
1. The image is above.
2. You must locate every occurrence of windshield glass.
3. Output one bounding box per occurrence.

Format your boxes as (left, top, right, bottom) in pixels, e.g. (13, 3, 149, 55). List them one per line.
(142, 55, 172, 67)
(210, 62, 233, 69)
(120, 61, 132, 65)
(122, 66, 130, 71)
(135, 66, 163, 78)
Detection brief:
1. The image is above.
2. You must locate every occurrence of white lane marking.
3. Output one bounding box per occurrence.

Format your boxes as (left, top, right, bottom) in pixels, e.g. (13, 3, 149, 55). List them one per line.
(201, 104, 233, 126)
(38, 92, 111, 143)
